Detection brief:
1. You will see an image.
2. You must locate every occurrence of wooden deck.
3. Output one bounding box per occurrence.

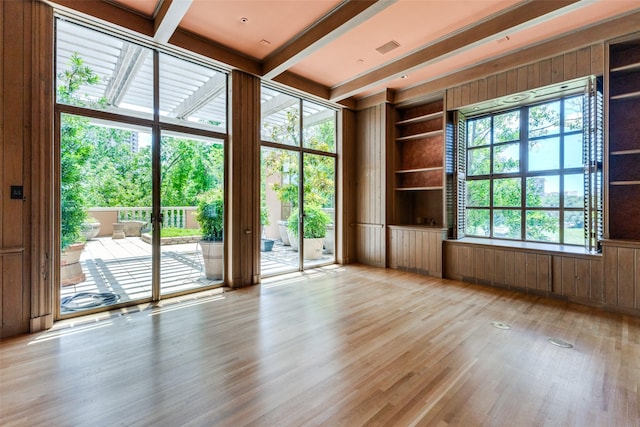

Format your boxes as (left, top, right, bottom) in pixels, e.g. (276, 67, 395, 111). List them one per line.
(5, 265, 640, 426)
(61, 237, 333, 312)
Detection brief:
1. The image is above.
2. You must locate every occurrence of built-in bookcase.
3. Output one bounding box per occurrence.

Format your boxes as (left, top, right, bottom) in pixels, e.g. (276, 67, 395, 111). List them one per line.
(392, 99, 445, 226)
(607, 37, 640, 240)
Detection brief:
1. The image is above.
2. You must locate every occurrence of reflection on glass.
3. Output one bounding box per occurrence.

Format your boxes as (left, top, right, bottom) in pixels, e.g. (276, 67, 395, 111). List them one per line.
(529, 100, 560, 138)
(467, 180, 490, 207)
(159, 53, 227, 132)
(526, 210, 559, 242)
(466, 209, 490, 236)
(261, 87, 300, 146)
(302, 101, 336, 153)
(468, 147, 490, 175)
(493, 110, 520, 143)
(493, 177, 521, 207)
(493, 210, 521, 239)
(526, 176, 559, 207)
(493, 142, 520, 173)
(56, 19, 153, 118)
(467, 117, 492, 147)
(528, 137, 559, 171)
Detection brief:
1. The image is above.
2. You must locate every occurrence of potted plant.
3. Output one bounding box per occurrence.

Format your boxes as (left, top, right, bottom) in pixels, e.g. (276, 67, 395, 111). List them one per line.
(196, 188, 224, 280)
(287, 206, 331, 260)
(261, 201, 274, 252)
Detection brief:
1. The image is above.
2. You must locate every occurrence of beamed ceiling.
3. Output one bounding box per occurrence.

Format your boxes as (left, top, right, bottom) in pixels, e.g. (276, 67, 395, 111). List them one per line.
(49, 0, 640, 107)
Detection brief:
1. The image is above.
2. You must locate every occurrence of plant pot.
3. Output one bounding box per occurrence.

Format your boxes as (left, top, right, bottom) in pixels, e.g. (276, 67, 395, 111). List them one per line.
(198, 240, 223, 280)
(122, 220, 147, 237)
(112, 223, 125, 239)
(261, 238, 275, 252)
(288, 230, 299, 251)
(60, 242, 86, 286)
(80, 222, 101, 240)
(303, 237, 325, 260)
(278, 220, 290, 246)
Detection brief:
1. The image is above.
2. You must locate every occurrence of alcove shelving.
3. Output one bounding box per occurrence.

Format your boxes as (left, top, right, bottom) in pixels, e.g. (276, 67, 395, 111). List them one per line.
(392, 99, 446, 227)
(607, 37, 640, 240)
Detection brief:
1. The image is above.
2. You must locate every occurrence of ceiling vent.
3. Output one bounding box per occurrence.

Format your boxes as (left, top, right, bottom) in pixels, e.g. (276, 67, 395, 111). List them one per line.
(375, 40, 400, 55)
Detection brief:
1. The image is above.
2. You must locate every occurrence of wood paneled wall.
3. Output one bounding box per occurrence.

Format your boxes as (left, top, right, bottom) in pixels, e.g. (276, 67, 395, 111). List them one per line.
(446, 44, 604, 110)
(1, 0, 53, 337)
(444, 241, 611, 309)
(337, 108, 356, 264)
(603, 240, 640, 313)
(229, 70, 261, 287)
(354, 104, 391, 267)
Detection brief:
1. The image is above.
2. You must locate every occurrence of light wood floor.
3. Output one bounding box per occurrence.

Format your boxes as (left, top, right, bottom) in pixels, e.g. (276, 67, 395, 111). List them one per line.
(2, 265, 639, 426)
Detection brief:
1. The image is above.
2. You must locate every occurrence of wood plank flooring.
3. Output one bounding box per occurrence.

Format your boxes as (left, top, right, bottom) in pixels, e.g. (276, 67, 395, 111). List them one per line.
(1, 265, 639, 426)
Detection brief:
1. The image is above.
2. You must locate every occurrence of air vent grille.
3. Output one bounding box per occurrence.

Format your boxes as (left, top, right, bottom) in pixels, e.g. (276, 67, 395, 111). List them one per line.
(375, 40, 400, 55)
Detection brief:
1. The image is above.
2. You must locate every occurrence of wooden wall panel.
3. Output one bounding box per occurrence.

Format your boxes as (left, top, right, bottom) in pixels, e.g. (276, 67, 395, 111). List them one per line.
(575, 258, 591, 298)
(446, 43, 604, 110)
(354, 104, 388, 266)
(590, 259, 603, 303)
(230, 70, 260, 287)
(338, 108, 356, 264)
(603, 244, 618, 306)
(1, 0, 35, 337)
(617, 247, 635, 309)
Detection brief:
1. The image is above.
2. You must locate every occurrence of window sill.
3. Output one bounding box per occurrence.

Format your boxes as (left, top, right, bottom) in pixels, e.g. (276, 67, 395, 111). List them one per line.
(446, 237, 602, 258)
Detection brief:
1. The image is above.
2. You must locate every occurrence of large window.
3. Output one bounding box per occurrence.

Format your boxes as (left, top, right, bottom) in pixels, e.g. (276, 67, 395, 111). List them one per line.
(465, 95, 590, 245)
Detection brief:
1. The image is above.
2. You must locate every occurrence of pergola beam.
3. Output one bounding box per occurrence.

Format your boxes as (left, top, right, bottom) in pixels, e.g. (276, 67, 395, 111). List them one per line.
(171, 73, 226, 119)
(262, 0, 396, 80)
(329, 0, 581, 102)
(104, 42, 149, 107)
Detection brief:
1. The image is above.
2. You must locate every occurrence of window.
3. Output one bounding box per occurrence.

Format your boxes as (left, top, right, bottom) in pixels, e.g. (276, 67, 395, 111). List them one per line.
(464, 94, 598, 246)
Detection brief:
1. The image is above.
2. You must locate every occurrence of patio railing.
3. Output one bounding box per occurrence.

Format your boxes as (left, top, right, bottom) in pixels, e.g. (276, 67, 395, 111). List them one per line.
(117, 207, 192, 228)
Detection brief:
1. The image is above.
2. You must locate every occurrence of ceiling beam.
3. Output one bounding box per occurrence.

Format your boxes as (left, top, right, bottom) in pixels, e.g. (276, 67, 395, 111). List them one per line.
(172, 73, 226, 119)
(329, 0, 581, 102)
(272, 71, 331, 101)
(261, 0, 397, 80)
(154, 0, 193, 43)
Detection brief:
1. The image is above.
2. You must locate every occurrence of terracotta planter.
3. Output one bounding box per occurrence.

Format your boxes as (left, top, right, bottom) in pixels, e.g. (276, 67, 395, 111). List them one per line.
(199, 240, 223, 280)
(60, 242, 86, 286)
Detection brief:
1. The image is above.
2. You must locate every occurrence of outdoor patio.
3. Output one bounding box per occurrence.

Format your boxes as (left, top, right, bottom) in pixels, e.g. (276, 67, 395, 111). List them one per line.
(60, 236, 333, 313)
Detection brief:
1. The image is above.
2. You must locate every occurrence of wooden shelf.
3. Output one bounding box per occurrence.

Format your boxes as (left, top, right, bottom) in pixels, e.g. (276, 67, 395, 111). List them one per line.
(610, 90, 640, 101)
(610, 181, 640, 186)
(396, 130, 442, 141)
(611, 149, 640, 156)
(396, 166, 443, 174)
(395, 186, 443, 191)
(610, 61, 640, 74)
(395, 111, 442, 126)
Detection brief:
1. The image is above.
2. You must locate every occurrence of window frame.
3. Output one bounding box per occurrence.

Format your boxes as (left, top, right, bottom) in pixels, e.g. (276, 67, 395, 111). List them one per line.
(464, 94, 587, 245)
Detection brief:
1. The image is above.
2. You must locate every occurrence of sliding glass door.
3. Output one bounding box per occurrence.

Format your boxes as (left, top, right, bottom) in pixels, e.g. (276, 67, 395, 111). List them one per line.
(260, 86, 337, 276)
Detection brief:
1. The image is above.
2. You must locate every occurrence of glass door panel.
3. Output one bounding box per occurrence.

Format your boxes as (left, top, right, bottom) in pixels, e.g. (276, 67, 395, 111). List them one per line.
(60, 114, 153, 313)
(302, 153, 336, 268)
(261, 146, 300, 276)
(160, 131, 225, 295)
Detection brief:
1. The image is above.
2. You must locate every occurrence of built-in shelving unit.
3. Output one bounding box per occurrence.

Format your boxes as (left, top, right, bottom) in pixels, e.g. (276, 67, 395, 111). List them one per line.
(391, 99, 445, 227)
(607, 36, 640, 240)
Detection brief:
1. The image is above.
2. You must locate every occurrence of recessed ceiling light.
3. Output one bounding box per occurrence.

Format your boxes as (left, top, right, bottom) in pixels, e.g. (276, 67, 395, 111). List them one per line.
(401, 75, 408, 79)
(240, 17, 248, 23)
